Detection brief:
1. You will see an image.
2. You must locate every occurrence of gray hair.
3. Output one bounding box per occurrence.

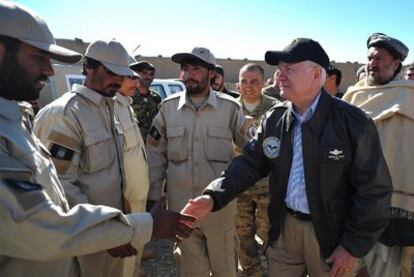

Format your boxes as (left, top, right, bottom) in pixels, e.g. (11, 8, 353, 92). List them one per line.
(303, 60, 326, 87)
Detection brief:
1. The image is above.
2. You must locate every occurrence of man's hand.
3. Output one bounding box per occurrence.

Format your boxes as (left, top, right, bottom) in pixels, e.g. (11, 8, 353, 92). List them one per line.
(326, 245, 356, 277)
(150, 200, 195, 241)
(107, 243, 137, 258)
(180, 195, 214, 226)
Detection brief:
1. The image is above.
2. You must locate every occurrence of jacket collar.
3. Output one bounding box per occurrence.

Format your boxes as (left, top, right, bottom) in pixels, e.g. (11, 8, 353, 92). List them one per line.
(177, 89, 218, 111)
(72, 84, 107, 106)
(114, 92, 132, 106)
(285, 90, 332, 134)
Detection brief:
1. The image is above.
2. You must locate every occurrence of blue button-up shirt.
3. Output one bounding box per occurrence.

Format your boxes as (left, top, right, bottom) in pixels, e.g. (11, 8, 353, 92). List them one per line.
(285, 93, 321, 214)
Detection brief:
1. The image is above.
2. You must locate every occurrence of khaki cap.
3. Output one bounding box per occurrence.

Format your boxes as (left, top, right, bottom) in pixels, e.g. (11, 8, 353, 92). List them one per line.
(0, 1, 82, 63)
(85, 40, 135, 76)
(172, 47, 216, 69)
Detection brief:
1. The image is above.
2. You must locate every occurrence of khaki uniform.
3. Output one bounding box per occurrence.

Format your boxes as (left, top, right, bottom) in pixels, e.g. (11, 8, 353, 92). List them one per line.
(0, 97, 153, 277)
(33, 84, 130, 276)
(114, 92, 149, 212)
(147, 90, 248, 277)
(235, 95, 278, 276)
(114, 92, 150, 277)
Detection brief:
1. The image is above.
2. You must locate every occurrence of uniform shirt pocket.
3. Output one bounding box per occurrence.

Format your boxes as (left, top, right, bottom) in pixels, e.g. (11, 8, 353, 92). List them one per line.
(82, 129, 116, 173)
(205, 126, 233, 162)
(122, 120, 140, 150)
(166, 126, 187, 161)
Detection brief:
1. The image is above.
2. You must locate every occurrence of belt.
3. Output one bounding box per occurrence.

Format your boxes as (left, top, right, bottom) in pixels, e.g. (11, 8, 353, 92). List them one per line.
(285, 206, 312, 221)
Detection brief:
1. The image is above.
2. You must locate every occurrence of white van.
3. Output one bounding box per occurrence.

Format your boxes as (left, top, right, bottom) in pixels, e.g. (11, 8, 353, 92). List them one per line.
(150, 79, 185, 99)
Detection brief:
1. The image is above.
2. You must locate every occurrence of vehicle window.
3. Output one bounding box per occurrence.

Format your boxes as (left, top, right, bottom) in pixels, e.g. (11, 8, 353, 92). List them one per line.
(65, 74, 85, 90)
(150, 84, 166, 99)
(168, 84, 184, 94)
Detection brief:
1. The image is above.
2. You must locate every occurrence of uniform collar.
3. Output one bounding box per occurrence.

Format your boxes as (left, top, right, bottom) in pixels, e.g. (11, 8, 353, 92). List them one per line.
(177, 89, 218, 111)
(0, 97, 31, 122)
(115, 92, 132, 106)
(72, 84, 106, 106)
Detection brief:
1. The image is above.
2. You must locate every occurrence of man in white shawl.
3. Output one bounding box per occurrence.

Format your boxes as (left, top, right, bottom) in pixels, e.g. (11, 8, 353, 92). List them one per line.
(343, 33, 414, 277)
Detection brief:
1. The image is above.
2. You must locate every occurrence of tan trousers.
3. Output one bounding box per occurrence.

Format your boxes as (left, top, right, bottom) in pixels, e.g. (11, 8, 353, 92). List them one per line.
(174, 224, 238, 277)
(267, 213, 355, 277)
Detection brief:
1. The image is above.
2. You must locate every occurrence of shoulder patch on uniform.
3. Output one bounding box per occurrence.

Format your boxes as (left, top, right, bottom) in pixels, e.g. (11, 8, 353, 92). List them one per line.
(149, 126, 161, 141)
(4, 179, 42, 191)
(147, 126, 161, 147)
(50, 144, 74, 161)
(0, 153, 33, 181)
(3, 179, 48, 213)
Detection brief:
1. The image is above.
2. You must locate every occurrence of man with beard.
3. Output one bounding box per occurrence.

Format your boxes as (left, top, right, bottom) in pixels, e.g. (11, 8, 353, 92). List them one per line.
(0, 2, 194, 276)
(33, 39, 187, 277)
(403, 64, 414, 81)
(146, 47, 249, 276)
(212, 65, 240, 98)
(344, 33, 414, 277)
(130, 61, 161, 142)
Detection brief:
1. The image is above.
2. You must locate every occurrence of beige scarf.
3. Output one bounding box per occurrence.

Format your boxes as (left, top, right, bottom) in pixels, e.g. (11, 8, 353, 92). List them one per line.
(343, 79, 414, 245)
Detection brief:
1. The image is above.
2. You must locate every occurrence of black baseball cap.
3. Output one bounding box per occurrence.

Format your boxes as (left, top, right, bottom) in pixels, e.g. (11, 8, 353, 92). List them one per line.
(265, 38, 330, 70)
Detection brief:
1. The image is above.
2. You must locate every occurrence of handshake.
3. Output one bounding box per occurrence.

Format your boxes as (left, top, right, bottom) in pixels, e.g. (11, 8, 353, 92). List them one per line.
(107, 196, 214, 258)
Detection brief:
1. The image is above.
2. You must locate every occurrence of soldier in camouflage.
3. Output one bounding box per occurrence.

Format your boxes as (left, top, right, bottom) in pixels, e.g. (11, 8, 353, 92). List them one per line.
(235, 63, 279, 277)
(262, 69, 284, 101)
(130, 61, 161, 142)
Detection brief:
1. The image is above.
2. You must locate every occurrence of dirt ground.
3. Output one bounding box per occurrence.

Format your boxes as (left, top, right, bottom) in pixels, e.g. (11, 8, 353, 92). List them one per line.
(140, 237, 268, 277)
(140, 239, 180, 277)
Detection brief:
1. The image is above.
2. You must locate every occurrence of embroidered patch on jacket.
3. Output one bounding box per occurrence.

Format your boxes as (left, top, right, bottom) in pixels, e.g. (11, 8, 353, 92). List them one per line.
(50, 144, 74, 161)
(322, 146, 350, 162)
(263, 136, 280, 159)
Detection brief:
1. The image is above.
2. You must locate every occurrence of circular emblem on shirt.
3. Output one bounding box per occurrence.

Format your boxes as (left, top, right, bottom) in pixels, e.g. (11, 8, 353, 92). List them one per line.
(263, 136, 280, 159)
(247, 124, 258, 138)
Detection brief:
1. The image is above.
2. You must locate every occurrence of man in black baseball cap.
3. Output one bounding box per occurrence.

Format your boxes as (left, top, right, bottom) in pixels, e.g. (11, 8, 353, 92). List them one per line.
(182, 38, 391, 277)
(265, 38, 330, 70)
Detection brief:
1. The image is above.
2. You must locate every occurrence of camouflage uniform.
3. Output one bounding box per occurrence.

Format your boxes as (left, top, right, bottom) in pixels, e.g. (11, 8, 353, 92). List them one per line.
(235, 94, 279, 277)
(131, 90, 162, 142)
(262, 85, 284, 102)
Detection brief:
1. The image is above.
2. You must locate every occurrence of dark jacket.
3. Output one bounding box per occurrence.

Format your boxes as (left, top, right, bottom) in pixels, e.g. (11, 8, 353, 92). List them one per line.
(205, 90, 392, 259)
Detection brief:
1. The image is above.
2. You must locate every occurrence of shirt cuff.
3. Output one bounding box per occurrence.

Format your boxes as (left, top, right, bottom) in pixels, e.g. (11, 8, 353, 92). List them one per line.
(125, 212, 153, 249)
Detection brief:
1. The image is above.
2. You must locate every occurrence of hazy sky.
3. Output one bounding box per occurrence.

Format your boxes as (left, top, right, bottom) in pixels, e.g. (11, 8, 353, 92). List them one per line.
(16, 0, 414, 64)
